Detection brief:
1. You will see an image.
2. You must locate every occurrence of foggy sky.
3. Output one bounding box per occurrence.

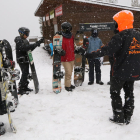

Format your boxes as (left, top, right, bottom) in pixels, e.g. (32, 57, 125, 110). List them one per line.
(0, 0, 41, 44)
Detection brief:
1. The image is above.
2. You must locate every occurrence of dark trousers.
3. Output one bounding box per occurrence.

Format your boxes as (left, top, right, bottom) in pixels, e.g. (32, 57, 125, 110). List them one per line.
(109, 55, 114, 82)
(110, 77, 134, 117)
(19, 63, 29, 88)
(88, 58, 101, 82)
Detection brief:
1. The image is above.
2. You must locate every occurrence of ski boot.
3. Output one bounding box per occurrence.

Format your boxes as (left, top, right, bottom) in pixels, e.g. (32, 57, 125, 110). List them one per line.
(0, 122, 4, 126)
(71, 85, 75, 89)
(18, 84, 30, 95)
(96, 81, 104, 85)
(109, 111, 124, 125)
(124, 115, 131, 125)
(18, 89, 29, 95)
(25, 87, 33, 92)
(107, 81, 111, 85)
(88, 81, 94, 85)
(0, 126, 5, 136)
(65, 87, 72, 92)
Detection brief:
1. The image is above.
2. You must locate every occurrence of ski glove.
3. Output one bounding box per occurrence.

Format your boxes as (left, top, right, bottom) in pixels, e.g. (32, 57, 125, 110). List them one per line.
(36, 38, 44, 47)
(38, 38, 44, 44)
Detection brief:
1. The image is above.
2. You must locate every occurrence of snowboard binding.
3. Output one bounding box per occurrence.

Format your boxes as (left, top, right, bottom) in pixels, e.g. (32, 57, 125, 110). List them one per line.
(74, 67, 84, 73)
(54, 71, 64, 79)
(54, 48, 65, 56)
(75, 47, 85, 55)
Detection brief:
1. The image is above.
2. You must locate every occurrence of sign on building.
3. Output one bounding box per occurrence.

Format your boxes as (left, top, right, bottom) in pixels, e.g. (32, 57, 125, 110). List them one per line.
(55, 5, 63, 17)
(50, 10, 54, 19)
(79, 22, 115, 31)
(46, 14, 49, 21)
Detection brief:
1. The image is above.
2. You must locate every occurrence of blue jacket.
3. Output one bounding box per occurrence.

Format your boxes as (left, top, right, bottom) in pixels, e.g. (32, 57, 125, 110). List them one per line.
(49, 43, 53, 56)
(87, 36, 103, 59)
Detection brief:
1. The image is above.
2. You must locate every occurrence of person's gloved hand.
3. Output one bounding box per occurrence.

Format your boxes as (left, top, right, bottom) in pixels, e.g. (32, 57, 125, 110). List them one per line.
(36, 38, 44, 47)
(38, 38, 44, 44)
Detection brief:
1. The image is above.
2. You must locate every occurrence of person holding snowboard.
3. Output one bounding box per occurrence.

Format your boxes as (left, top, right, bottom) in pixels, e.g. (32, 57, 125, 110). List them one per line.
(58, 22, 75, 92)
(86, 10, 139, 125)
(87, 27, 104, 85)
(15, 27, 44, 95)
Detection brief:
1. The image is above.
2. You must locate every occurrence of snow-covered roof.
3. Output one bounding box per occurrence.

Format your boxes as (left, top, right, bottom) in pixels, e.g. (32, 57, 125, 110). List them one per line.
(35, 0, 140, 17)
(73, 0, 140, 11)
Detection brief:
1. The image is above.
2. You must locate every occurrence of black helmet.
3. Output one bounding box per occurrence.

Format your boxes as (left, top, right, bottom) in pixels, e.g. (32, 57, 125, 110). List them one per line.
(18, 27, 30, 37)
(61, 22, 72, 34)
(91, 27, 98, 37)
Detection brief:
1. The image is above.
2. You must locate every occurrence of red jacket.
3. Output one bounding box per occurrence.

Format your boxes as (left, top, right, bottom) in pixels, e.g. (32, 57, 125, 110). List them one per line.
(61, 36, 75, 62)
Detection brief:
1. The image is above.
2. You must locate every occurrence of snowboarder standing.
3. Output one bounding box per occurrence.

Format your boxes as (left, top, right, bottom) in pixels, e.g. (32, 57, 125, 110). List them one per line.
(15, 27, 44, 95)
(60, 22, 75, 92)
(87, 27, 104, 85)
(86, 10, 140, 125)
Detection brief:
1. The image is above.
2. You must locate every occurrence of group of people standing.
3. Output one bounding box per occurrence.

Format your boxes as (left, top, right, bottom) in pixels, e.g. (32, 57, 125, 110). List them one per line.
(58, 10, 140, 126)
(58, 22, 104, 92)
(1, 9, 140, 136)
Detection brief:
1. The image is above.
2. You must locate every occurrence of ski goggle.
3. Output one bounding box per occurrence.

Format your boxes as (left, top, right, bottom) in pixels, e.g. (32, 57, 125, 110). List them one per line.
(19, 30, 30, 37)
(92, 29, 98, 33)
(114, 20, 118, 29)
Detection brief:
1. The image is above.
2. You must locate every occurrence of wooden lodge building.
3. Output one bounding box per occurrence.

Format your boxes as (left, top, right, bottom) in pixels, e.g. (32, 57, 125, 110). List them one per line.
(35, 0, 140, 61)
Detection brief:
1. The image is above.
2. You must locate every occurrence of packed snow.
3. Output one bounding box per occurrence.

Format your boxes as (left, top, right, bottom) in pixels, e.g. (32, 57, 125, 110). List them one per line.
(1, 44, 140, 140)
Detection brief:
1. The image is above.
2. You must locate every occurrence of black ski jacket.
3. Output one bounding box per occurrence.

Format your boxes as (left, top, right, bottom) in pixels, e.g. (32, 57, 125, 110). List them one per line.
(92, 29, 140, 80)
(15, 36, 38, 63)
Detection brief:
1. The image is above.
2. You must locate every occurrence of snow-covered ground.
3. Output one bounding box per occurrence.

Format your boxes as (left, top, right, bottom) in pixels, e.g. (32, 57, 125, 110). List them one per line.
(1, 45, 140, 140)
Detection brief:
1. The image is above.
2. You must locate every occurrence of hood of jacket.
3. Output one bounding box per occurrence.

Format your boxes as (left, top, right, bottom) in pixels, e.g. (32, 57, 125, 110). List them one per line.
(113, 10, 134, 32)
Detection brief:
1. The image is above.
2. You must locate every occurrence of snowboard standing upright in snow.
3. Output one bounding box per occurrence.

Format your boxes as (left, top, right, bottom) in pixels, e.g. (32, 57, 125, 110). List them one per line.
(52, 34, 64, 93)
(27, 50, 39, 94)
(0, 41, 17, 133)
(74, 31, 88, 86)
(2, 39, 19, 107)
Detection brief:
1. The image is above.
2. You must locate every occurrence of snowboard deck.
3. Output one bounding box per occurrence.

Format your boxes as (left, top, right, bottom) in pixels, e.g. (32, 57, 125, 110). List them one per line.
(74, 32, 84, 87)
(74, 32, 89, 86)
(0, 47, 17, 133)
(52, 34, 63, 93)
(2, 39, 19, 106)
(27, 50, 39, 94)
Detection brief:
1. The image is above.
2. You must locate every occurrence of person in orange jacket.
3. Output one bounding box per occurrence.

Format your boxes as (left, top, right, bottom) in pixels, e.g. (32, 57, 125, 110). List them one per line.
(86, 10, 140, 125)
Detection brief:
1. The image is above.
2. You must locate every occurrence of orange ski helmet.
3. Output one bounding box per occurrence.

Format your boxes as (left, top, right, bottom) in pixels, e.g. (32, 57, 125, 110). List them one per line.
(113, 10, 134, 32)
